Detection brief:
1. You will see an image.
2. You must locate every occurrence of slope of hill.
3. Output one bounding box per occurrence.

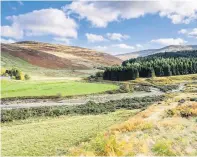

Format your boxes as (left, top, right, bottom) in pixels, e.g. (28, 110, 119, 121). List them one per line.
(9, 41, 121, 69)
(13, 42, 121, 69)
(1, 41, 121, 70)
(1, 41, 122, 78)
(117, 45, 197, 60)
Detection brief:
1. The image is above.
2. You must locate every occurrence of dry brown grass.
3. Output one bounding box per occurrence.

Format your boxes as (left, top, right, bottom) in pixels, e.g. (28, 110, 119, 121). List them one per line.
(166, 102, 197, 118)
(111, 118, 153, 133)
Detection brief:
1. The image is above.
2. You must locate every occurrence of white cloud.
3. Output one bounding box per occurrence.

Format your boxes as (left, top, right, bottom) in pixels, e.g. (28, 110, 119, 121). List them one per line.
(106, 33, 129, 41)
(136, 44, 143, 48)
(188, 28, 197, 38)
(1, 25, 23, 39)
(178, 29, 188, 34)
(63, 1, 119, 27)
(1, 8, 77, 40)
(1, 38, 16, 44)
(113, 44, 135, 49)
(151, 38, 187, 45)
(63, 1, 197, 28)
(178, 28, 197, 38)
(86, 33, 106, 43)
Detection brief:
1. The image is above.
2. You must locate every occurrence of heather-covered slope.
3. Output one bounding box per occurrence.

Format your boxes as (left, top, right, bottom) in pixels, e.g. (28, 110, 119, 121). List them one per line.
(3, 41, 121, 70)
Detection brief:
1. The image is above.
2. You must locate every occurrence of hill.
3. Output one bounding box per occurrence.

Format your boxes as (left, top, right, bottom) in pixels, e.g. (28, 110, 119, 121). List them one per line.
(1, 41, 122, 79)
(117, 45, 197, 60)
(1, 41, 121, 70)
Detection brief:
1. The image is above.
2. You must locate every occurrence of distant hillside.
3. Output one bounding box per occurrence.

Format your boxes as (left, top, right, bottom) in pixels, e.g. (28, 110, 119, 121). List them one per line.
(117, 45, 197, 60)
(1, 41, 121, 70)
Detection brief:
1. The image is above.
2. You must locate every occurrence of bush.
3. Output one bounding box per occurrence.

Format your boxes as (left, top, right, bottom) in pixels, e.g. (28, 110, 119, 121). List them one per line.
(152, 140, 176, 156)
(95, 71, 104, 77)
(18, 72, 25, 80)
(190, 98, 197, 102)
(90, 134, 126, 156)
(111, 118, 153, 133)
(1, 95, 164, 122)
(134, 85, 151, 92)
(158, 84, 179, 92)
(119, 83, 133, 93)
(24, 74, 30, 80)
(87, 71, 104, 81)
(11, 76, 16, 80)
(166, 103, 197, 118)
(1, 67, 6, 75)
(2, 68, 29, 80)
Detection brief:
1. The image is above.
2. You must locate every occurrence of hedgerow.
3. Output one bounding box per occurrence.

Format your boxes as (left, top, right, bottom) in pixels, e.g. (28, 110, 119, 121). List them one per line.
(1, 95, 164, 122)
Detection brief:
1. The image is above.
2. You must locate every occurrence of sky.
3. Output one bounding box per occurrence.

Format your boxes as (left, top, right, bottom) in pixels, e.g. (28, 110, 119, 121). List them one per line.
(1, 1, 197, 55)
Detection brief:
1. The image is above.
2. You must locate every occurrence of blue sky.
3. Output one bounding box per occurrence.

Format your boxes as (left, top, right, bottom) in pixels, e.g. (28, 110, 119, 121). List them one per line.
(1, 1, 197, 55)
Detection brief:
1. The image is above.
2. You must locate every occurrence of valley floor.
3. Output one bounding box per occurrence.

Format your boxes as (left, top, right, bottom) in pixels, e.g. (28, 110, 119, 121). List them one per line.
(1, 74, 197, 156)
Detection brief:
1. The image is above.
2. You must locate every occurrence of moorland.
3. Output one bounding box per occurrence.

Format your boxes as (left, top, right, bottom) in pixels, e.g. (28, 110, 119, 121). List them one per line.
(1, 41, 197, 156)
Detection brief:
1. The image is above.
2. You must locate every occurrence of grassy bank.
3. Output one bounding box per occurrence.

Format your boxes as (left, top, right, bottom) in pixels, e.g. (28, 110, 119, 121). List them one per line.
(1, 109, 138, 156)
(1, 80, 118, 98)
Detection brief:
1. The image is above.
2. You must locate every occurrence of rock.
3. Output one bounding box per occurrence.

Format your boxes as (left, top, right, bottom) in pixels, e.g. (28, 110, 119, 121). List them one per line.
(178, 99, 185, 104)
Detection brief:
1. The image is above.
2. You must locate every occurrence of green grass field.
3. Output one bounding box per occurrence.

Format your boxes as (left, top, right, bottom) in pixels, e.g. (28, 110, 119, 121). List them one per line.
(1, 110, 138, 156)
(1, 80, 118, 98)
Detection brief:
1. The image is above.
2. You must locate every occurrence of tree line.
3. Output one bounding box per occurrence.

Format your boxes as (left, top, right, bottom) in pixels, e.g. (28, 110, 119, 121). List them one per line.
(103, 51, 197, 81)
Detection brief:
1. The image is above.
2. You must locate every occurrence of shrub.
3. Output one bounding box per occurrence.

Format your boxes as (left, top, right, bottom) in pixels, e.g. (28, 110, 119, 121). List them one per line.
(90, 134, 127, 156)
(158, 84, 179, 92)
(24, 74, 30, 80)
(17, 72, 25, 80)
(1, 67, 6, 75)
(119, 83, 133, 93)
(88, 71, 104, 81)
(1, 95, 164, 122)
(2, 68, 29, 80)
(134, 85, 151, 92)
(190, 98, 197, 102)
(166, 109, 175, 117)
(152, 140, 176, 156)
(95, 71, 104, 77)
(166, 103, 197, 118)
(11, 76, 16, 80)
(111, 118, 153, 133)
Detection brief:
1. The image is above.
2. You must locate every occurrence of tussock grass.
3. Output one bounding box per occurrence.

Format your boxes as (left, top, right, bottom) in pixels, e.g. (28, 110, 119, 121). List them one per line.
(111, 118, 153, 133)
(166, 102, 197, 118)
(1, 110, 138, 156)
